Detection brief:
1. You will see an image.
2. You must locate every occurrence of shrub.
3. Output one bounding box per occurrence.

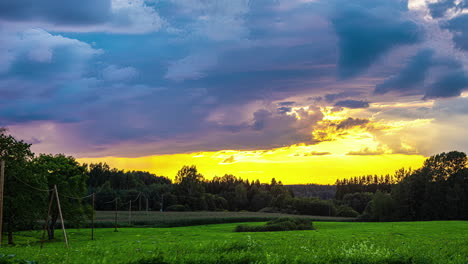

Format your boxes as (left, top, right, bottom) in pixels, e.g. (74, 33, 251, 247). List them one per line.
(165, 204, 188, 211)
(234, 217, 314, 232)
(336, 205, 359, 217)
(257, 207, 281, 213)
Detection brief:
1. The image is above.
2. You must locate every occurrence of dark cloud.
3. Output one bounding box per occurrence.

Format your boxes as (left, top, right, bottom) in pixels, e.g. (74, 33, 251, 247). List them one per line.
(331, 0, 423, 79)
(424, 71, 468, 99)
(221, 156, 236, 163)
(0, 0, 111, 25)
(324, 91, 362, 102)
(277, 107, 292, 114)
(335, 117, 370, 130)
(334, 100, 369, 109)
(346, 147, 385, 156)
(278, 101, 295, 106)
(375, 49, 468, 99)
(375, 49, 434, 95)
(428, 0, 466, 19)
(443, 14, 468, 51)
(304, 151, 331, 156)
(428, 0, 457, 18)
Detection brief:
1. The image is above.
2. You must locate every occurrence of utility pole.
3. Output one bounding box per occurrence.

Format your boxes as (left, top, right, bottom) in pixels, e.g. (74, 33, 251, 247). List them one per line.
(0, 160, 4, 247)
(129, 200, 132, 225)
(91, 193, 95, 240)
(114, 198, 118, 232)
(54, 185, 69, 248)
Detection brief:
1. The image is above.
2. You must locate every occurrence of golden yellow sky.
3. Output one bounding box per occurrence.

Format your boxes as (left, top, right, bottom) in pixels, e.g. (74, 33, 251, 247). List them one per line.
(78, 149, 425, 184)
(77, 105, 431, 184)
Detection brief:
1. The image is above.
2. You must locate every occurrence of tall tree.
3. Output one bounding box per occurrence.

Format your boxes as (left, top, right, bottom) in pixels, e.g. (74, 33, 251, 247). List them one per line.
(0, 128, 47, 244)
(33, 154, 89, 240)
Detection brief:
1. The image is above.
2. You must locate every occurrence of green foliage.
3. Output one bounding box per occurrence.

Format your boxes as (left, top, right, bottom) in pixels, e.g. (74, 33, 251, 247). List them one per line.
(342, 192, 374, 214)
(360, 191, 396, 221)
(175, 165, 205, 197)
(289, 198, 337, 216)
(235, 217, 314, 232)
(391, 151, 468, 221)
(0, 128, 46, 244)
(336, 205, 359, 217)
(33, 154, 89, 240)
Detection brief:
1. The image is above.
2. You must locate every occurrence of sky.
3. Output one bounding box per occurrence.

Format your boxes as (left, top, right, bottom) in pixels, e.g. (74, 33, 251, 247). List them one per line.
(1, 0, 468, 184)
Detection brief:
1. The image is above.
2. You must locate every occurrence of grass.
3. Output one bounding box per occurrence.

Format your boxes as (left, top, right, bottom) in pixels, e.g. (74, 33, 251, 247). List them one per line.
(92, 211, 354, 227)
(1, 221, 467, 263)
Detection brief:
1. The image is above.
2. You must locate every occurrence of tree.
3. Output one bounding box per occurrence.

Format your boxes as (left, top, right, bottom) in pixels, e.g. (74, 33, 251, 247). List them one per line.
(33, 154, 89, 240)
(0, 128, 47, 244)
(361, 191, 396, 221)
(422, 151, 467, 181)
(175, 165, 205, 197)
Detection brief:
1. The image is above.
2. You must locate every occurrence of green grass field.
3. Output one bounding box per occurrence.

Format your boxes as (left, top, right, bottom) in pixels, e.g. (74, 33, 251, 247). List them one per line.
(1, 220, 467, 264)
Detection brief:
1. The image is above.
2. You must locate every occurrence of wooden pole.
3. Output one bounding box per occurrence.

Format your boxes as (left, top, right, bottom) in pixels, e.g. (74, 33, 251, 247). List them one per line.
(139, 193, 141, 211)
(160, 194, 164, 212)
(40, 190, 55, 249)
(54, 185, 69, 248)
(114, 198, 118, 232)
(128, 200, 132, 224)
(0, 160, 4, 247)
(91, 193, 95, 240)
(146, 198, 149, 216)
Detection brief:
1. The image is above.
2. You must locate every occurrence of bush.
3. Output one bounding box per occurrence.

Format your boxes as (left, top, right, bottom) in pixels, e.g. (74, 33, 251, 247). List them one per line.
(336, 205, 359, 217)
(257, 207, 281, 213)
(234, 217, 314, 232)
(165, 204, 188, 211)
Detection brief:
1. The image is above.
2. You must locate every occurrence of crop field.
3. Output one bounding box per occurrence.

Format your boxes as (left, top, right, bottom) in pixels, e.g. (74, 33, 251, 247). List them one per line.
(93, 211, 354, 227)
(2, 221, 467, 264)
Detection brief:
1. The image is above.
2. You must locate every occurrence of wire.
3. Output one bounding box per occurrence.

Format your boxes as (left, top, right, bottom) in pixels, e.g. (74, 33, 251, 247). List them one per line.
(60, 192, 95, 200)
(120, 192, 141, 205)
(103, 198, 118, 204)
(59, 184, 106, 200)
(11, 174, 53, 192)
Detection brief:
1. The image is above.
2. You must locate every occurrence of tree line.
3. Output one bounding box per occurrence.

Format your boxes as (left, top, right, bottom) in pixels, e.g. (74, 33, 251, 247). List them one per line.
(335, 151, 468, 221)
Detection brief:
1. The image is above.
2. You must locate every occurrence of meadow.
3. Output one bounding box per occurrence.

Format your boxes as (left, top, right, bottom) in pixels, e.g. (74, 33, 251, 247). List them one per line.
(1, 220, 467, 264)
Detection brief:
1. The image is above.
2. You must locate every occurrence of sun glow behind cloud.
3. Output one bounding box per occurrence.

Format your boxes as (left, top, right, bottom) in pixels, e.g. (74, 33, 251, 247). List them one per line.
(77, 106, 428, 184)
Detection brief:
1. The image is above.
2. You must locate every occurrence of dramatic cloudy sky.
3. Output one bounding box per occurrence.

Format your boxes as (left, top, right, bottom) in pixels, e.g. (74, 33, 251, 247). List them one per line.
(2, 0, 468, 183)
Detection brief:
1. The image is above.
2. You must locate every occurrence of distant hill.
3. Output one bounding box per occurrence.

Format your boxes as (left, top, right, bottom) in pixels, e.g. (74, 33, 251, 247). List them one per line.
(287, 184, 336, 200)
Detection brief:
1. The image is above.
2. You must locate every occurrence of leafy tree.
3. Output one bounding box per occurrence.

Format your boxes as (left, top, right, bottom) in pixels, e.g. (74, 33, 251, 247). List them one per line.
(342, 192, 374, 214)
(33, 154, 89, 240)
(175, 165, 204, 197)
(361, 191, 396, 221)
(0, 128, 47, 244)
